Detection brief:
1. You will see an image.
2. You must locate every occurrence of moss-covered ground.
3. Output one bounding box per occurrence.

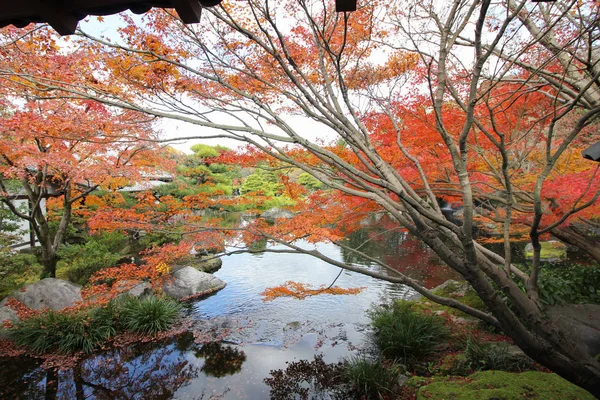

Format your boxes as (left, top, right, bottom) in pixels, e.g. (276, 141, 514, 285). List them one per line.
(412, 370, 595, 400)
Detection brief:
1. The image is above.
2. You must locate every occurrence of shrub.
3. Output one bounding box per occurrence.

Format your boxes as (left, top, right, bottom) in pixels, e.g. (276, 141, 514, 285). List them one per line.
(58, 231, 127, 284)
(369, 301, 449, 361)
(119, 295, 181, 334)
(345, 356, 404, 399)
(514, 262, 600, 305)
(138, 230, 183, 248)
(9, 309, 115, 354)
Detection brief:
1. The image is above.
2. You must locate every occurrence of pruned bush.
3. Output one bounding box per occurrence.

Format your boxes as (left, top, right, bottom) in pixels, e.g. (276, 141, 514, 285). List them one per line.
(119, 295, 181, 335)
(369, 300, 448, 361)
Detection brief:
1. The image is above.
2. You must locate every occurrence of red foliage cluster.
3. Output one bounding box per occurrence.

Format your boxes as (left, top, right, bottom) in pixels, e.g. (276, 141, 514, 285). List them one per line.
(3, 297, 40, 322)
(261, 281, 366, 301)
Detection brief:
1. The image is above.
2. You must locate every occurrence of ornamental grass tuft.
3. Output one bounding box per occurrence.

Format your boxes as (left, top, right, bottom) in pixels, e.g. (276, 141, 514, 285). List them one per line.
(9, 295, 181, 354)
(345, 356, 404, 399)
(10, 309, 114, 354)
(119, 295, 181, 335)
(369, 300, 449, 361)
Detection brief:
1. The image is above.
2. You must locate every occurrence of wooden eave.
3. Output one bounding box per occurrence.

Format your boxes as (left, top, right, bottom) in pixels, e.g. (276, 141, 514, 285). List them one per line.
(1, 0, 211, 35)
(0, 0, 358, 36)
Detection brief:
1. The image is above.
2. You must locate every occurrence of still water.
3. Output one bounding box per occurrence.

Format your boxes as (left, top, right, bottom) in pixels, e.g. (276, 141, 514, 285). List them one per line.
(1, 227, 459, 399)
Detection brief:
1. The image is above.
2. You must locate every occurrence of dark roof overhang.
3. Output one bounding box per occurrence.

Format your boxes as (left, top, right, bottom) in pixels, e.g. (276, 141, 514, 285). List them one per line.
(0, 0, 358, 36)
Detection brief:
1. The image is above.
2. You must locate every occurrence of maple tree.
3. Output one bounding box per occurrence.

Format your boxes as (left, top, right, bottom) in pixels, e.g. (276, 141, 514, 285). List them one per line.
(1, 0, 600, 394)
(0, 32, 165, 277)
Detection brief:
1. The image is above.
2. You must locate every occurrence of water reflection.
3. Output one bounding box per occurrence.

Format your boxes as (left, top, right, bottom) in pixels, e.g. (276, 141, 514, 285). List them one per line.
(0, 333, 249, 399)
(342, 215, 461, 288)
(1, 222, 519, 399)
(194, 343, 246, 378)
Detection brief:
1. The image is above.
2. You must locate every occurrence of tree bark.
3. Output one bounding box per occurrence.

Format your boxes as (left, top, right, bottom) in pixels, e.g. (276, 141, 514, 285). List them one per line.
(41, 246, 57, 278)
(552, 226, 600, 263)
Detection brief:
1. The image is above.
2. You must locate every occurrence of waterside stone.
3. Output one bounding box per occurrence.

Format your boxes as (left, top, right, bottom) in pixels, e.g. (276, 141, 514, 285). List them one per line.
(163, 266, 226, 300)
(6, 278, 82, 311)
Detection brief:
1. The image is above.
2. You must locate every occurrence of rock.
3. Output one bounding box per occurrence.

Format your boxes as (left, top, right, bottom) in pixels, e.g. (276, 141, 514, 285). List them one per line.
(128, 282, 152, 297)
(8, 278, 82, 311)
(163, 266, 226, 300)
(404, 291, 423, 302)
(547, 304, 600, 357)
(397, 374, 409, 387)
(113, 280, 153, 298)
(432, 280, 471, 297)
(193, 257, 223, 273)
(261, 207, 294, 221)
(0, 303, 19, 337)
(524, 240, 567, 262)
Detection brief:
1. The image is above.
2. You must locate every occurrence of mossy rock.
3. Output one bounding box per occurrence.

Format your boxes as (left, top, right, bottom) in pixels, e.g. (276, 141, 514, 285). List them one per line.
(524, 241, 567, 262)
(418, 280, 486, 316)
(194, 257, 223, 273)
(416, 371, 594, 400)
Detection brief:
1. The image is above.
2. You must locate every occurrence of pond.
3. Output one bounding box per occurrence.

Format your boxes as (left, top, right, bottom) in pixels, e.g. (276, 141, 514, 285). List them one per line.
(1, 220, 546, 399)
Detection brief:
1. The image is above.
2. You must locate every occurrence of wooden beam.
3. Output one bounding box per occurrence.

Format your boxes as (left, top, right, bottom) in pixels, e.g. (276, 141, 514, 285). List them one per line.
(198, 0, 222, 6)
(172, 0, 202, 23)
(34, 0, 79, 35)
(336, 0, 357, 12)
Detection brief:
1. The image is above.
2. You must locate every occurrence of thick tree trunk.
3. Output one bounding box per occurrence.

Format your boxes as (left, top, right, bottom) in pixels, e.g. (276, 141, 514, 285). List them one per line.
(552, 226, 600, 263)
(517, 332, 600, 397)
(41, 247, 57, 278)
(461, 262, 600, 397)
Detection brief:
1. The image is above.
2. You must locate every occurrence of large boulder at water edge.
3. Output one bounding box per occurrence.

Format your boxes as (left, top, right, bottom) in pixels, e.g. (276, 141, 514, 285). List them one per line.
(4, 278, 82, 311)
(0, 278, 83, 337)
(162, 266, 226, 300)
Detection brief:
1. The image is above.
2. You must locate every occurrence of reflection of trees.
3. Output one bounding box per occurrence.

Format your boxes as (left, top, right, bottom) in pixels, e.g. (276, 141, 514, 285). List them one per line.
(194, 343, 246, 378)
(73, 345, 197, 399)
(30, 339, 200, 400)
(4, 333, 247, 399)
(264, 354, 348, 400)
(0, 358, 47, 399)
(341, 217, 460, 288)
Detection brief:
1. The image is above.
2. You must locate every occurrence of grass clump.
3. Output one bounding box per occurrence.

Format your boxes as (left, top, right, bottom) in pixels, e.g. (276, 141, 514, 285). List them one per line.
(9, 295, 181, 354)
(9, 309, 114, 354)
(345, 356, 404, 399)
(369, 300, 448, 361)
(119, 295, 181, 335)
(463, 336, 533, 372)
(416, 370, 594, 400)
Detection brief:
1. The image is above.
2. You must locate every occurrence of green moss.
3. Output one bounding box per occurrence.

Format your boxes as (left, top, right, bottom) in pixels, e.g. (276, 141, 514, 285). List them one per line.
(406, 376, 431, 390)
(416, 371, 594, 400)
(413, 281, 487, 320)
(525, 241, 567, 260)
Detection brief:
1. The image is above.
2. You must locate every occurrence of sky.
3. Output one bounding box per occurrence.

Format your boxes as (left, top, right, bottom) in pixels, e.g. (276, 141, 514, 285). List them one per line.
(79, 12, 339, 154)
